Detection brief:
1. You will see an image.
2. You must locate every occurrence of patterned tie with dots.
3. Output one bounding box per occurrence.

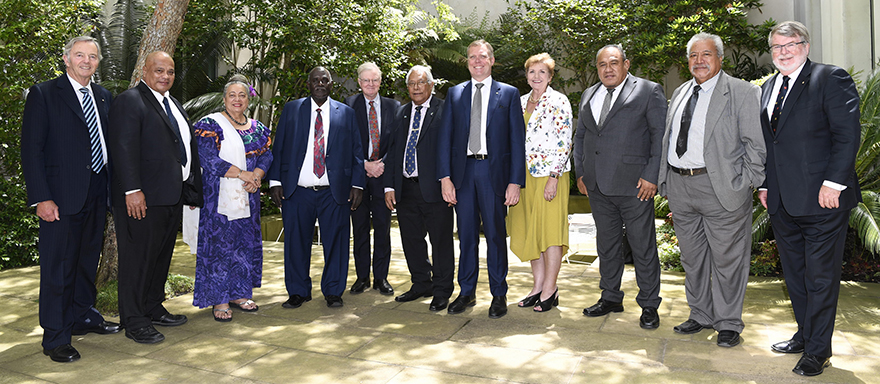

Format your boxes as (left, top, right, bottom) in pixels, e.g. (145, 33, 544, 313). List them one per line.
(770, 76, 790, 133)
(368, 100, 380, 160)
(404, 106, 422, 175)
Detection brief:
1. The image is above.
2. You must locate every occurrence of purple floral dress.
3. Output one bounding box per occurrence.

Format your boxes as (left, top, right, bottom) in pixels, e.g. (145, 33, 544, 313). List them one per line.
(192, 115, 273, 308)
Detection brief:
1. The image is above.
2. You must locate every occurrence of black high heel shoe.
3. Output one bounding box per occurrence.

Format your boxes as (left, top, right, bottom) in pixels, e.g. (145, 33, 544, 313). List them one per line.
(533, 288, 559, 313)
(518, 292, 542, 307)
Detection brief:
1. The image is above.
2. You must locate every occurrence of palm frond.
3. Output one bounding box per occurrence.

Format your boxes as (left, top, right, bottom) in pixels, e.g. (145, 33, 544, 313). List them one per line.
(751, 205, 772, 245)
(848, 191, 880, 256)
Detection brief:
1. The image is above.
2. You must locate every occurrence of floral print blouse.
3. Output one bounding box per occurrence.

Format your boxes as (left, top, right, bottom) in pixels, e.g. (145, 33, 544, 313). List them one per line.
(520, 86, 573, 177)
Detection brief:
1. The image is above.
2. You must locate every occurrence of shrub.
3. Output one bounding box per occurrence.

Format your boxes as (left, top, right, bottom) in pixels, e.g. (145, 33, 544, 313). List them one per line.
(165, 274, 195, 298)
(94, 274, 194, 316)
(656, 214, 683, 272)
(0, 176, 40, 270)
(750, 240, 782, 277)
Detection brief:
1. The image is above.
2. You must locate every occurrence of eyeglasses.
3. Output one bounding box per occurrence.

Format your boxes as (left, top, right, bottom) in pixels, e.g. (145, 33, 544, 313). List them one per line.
(687, 51, 717, 60)
(770, 41, 806, 53)
(406, 80, 430, 88)
(359, 78, 381, 84)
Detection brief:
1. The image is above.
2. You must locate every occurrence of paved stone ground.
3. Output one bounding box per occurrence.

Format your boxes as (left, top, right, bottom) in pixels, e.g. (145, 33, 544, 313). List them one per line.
(1, 215, 879, 383)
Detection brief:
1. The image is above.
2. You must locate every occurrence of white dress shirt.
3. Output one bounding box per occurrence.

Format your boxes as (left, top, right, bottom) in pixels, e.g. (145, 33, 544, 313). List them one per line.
(468, 76, 491, 155)
(296, 98, 331, 187)
(68, 74, 108, 167)
(667, 71, 721, 169)
(589, 74, 627, 124)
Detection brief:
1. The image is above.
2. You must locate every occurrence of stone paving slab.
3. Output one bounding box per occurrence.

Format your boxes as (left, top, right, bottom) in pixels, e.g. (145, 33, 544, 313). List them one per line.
(1, 216, 878, 384)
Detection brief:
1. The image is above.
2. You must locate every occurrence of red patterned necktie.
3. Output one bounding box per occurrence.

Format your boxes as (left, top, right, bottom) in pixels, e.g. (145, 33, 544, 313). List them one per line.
(314, 108, 325, 178)
(368, 100, 379, 160)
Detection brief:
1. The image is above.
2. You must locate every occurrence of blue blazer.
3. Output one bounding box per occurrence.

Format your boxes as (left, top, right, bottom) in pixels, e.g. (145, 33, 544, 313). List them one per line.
(268, 97, 365, 204)
(21, 75, 113, 214)
(436, 80, 525, 195)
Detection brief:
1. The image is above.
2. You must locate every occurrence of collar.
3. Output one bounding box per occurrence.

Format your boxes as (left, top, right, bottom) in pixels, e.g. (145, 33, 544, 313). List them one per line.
(67, 74, 91, 92)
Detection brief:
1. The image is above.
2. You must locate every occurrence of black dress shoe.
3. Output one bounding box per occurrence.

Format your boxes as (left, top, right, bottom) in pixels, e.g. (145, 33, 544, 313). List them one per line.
(447, 295, 476, 314)
(429, 296, 449, 312)
(373, 279, 394, 296)
(639, 307, 660, 329)
(43, 344, 80, 363)
(717, 330, 741, 347)
(350, 278, 370, 294)
(72, 320, 121, 335)
(325, 295, 344, 307)
(793, 353, 831, 376)
(771, 339, 805, 354)
(282, 294, 312, 308)
(395, 290, 431, 302)
(673, 319, 710, 334)
(488, 296, 508, 319)
(151, 314, 187, 327)
(125, 325, 165, 344)
(583, 299, 624, 317)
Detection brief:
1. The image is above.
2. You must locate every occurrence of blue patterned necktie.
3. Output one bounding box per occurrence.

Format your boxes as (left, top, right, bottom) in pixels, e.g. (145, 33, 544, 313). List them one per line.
(79, 87, 103, 173)
(404, 106, 422, 175)
(163, 96, 187, 166)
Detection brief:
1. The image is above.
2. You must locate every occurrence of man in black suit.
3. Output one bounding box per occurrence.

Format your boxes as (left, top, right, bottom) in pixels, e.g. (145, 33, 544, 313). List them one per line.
(344, 62, 400, 296)
(108, 51, 203, 344)
(758, 21, 861, 377)
(574, 44, 666, 329)
(21, 36, 121, 363)
(384, 65, 454, 311)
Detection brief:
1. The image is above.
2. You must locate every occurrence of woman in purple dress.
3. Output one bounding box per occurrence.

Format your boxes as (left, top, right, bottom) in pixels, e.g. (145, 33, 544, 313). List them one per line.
(189, 75, 272, 321)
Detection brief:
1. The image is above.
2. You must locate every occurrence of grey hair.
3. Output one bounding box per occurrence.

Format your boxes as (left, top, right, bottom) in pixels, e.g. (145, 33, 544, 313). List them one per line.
(769, 21, 811, 46)
(687, 32, 724, 57)
(596, 44, 627, 62)
(406, 65, 435, 84)
(223, 74, 250, 94)
(63, 36, 103, 61)
(357, 62, 382, 78)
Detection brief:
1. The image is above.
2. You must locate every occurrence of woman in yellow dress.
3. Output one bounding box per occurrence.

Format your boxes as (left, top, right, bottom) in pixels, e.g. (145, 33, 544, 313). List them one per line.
(508, 53, 573, 312)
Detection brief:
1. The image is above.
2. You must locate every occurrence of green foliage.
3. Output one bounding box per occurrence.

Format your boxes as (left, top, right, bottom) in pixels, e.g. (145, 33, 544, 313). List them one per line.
(93, 0, 149, 95)
(750, 240, 782, 277)
(0, 177, 39, 270)
(653, 196, 670, 218)
(842, 228, 880, 283)
(655, 215, 683, 272)
(509, 0, 774, 90)
(165, 273, 195, 297)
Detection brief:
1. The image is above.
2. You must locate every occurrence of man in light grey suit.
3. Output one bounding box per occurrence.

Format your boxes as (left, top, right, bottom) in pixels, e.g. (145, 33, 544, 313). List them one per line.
(575, 44, 667, 329)
(658, 33, 765, 347)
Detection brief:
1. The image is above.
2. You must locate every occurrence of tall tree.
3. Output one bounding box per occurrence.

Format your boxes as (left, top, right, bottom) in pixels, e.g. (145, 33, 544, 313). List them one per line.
(97, 0, 190, 285)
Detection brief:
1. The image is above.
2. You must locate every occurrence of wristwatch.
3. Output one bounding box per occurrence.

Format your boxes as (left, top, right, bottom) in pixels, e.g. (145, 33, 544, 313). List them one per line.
(549, 172, 560, 179)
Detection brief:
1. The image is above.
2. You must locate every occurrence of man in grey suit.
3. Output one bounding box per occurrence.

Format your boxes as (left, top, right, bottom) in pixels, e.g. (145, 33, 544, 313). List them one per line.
(574, 44, 666, 329)
(658, 33, 765, 347)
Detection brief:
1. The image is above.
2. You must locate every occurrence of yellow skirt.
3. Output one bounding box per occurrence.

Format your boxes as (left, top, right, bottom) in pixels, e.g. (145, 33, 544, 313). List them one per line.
(507, 171, 570, 262)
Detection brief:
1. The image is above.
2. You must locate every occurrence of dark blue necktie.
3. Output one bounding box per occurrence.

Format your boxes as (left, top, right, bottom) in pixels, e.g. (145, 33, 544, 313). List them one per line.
(404, 106, 422, 175)
(80, 87, 103, 173)
(163, 96, 187, 166)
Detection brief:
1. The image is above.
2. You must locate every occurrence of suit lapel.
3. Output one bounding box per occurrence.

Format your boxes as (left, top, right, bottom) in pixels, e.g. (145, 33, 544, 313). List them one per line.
(417, 98, 441, 145)
(137, 82, 177, 135)
(760, 73, 777, 133)
(775, 60, 812, 135)
(485, 80, 500, 129)
(327, 99, 340, 151)
(581, 83, 601, 132)
(461, 81, 473, 131)
(602, 76, 635, 129)
(57, 76, 88, 127)
(703, 72, 730, 144)
(90, 84, 110, 135)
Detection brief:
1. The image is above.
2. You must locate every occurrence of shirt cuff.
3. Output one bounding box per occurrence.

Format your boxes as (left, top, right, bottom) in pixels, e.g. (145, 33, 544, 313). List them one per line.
(823, 180, 847, 191)
(384, 188, 394, 194)
(269, 180, 281, 188)
(125, 189, 141, 195)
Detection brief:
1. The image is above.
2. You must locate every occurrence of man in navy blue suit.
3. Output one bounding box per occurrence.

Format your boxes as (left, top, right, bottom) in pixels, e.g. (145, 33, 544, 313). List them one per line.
(344, 62, 400, 296)
(758, 21, 861, 377)
(21, 36, 121, 363)
(437, 40, 526, 319)
(269, 67, 365, 309)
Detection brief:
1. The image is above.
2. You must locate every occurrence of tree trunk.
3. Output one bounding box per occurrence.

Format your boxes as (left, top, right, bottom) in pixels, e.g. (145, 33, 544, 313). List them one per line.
(96, 0, 190, 287)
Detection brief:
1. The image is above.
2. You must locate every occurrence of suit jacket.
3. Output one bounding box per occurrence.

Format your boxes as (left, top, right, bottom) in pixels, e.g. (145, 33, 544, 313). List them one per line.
(344, 94, 401, 162)
(22, 75, 113, 215)
(574, 75, 666, 196)
(267, 97, 365, 204)
(385, 96, 445, 203)
(108, 82, 203, 208)
(658, 71, 766, 211)
(760, 60, 861, 216)
(436, 79, 526, 195)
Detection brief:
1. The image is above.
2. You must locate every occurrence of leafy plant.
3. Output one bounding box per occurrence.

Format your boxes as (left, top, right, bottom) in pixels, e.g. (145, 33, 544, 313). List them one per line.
(750, 240, 781, 277)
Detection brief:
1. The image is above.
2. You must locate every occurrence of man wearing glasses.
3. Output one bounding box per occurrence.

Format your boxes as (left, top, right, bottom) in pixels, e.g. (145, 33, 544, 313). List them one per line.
(344, 63, 400, 297)
(658, 32, 766, 348)
(758, 21, 861, 377)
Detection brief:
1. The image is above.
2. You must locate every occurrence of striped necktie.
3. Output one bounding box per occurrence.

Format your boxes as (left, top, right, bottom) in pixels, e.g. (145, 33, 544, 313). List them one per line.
(79, 87, 103, 173)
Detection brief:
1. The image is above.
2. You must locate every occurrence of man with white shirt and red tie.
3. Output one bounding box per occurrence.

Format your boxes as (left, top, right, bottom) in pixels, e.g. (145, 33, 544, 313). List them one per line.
(344, 62, 400, 296)
(269, 67, 365, 309)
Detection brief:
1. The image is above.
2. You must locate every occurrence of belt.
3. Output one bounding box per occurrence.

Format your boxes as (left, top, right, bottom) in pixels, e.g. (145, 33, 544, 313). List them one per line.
(404, 176, 419, 183)
(467, 154, 489, 160)
(668, 164, 707, 176)
(301, 185, 330, 191)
